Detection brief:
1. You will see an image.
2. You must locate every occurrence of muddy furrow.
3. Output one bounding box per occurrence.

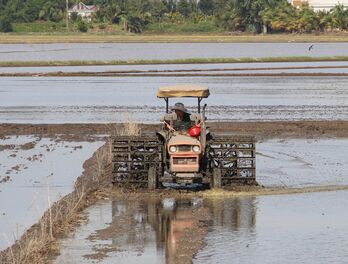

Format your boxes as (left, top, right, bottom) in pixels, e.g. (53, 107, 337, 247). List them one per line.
(3, 71, 348, 77)
(1, 121, 348, 139)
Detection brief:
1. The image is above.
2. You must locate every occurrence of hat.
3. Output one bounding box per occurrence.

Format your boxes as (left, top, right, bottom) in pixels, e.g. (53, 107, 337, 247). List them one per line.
(171, 102, 188, 113)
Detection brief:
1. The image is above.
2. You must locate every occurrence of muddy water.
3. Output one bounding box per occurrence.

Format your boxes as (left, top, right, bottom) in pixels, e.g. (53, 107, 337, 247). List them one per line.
(56, 190, 348, 264)
(55, 198, 205, 263)
(1, 43, 348, 61)
(55, 137, 348, 263)
(1, 76, 347, 123)
(195, 190, 348, 264)
(257, 138, 348, 187)
(0, 136, 104, 250)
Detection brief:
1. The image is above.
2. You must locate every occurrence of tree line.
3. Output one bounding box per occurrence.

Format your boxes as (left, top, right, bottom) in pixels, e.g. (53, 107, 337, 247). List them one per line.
(1, 0, 348, 33)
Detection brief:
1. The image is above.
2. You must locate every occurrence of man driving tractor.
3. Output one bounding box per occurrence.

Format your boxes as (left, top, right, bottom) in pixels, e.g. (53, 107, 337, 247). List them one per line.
(171, 102, 193, 131)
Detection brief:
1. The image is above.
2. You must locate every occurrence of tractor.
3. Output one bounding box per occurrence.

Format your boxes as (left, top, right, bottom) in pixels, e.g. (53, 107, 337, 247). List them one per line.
(112, 84, 256, 189)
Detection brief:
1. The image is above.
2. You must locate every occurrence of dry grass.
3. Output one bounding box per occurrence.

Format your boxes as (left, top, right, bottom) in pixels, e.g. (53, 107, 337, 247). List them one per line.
(2, 56, 348, 68)
(1, 33, 348, 44)
(0, 142, 112, 264)
(107, 115, 141, 137)
(107, 122, 141, 137)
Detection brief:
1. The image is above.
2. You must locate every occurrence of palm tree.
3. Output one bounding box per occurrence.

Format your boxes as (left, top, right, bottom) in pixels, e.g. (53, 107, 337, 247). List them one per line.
(331, 4, 348, 30)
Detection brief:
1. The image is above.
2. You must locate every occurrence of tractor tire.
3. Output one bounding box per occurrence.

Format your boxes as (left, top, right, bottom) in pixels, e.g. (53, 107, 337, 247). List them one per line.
(148, 166, 158, 190)
(212, 168, 222, 188)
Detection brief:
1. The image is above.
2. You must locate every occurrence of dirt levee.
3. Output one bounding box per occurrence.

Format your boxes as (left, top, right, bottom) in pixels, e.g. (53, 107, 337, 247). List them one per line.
(0, 141, 111, 263)
(1, 121, 347, 139)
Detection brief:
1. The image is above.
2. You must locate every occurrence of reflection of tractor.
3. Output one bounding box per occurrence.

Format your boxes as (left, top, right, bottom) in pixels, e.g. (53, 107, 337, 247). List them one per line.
(112, 85, 256, 189)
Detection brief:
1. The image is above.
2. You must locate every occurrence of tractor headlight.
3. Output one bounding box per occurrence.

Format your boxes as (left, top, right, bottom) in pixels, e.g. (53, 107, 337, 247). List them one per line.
(169, 146, 178, 153)
(192, 145, 200, 153)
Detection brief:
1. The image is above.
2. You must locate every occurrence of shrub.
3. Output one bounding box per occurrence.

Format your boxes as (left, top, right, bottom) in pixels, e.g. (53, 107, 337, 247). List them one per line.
(70, 12, 79, 22)
(0, 16, 13, 33)
(77, 20, 88, 32)
(98, 23, 106, 29)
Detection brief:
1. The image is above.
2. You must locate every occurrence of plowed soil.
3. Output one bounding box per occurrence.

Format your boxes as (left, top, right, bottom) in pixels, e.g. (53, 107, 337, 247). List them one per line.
(1, 121, 347, 139)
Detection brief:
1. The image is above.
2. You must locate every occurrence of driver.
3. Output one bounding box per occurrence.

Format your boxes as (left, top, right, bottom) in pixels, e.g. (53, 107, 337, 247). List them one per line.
(171, 102, 193, 131)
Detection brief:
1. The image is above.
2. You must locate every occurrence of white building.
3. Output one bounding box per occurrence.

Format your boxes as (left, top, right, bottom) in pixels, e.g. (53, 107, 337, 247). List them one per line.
(289, 0, 348, 11)
(68, 2, 97, 21)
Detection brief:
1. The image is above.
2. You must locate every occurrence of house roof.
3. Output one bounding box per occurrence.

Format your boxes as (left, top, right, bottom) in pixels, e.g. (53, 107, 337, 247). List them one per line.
(69, 2, 97, 12)
(157, 84, 210, 98)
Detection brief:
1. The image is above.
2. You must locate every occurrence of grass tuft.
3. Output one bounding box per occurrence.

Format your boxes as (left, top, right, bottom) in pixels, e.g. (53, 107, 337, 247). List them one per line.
(1, 56, 348, 68)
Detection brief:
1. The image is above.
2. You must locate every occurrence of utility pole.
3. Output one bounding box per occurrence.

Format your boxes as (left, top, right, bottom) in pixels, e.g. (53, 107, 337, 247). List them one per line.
(66, 0, 69, 31)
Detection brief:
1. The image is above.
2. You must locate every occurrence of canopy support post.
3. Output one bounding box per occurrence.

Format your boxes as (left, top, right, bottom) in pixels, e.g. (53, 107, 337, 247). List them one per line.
(164, 98, 169, 113)
(198, 98, 202, 113)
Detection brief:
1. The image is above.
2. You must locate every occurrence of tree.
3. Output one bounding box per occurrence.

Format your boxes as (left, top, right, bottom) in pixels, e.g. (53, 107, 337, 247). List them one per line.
(331, 4, 348, 30)
(261, 1, 297, 32)
(126, 15, 144, 32)
(70, 12, 79, 22)
(151, 0, 167, 22)
(77, 20, 88, 32)
(177, 0, 192, 17)
(0, 15, 12, 32)
(297, 4, 319, 32)
(198, 0, 214, 15)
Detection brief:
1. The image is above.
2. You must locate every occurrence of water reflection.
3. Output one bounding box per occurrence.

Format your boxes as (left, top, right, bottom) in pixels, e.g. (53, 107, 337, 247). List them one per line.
(108, 196, 257, 263)
(56, 191, 348, 263)
(205, 197, 256, 232)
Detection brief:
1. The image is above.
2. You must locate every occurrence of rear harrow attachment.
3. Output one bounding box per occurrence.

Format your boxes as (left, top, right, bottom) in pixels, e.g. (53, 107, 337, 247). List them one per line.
(207, 135, 256, 186)
(112, 136, 162, 187)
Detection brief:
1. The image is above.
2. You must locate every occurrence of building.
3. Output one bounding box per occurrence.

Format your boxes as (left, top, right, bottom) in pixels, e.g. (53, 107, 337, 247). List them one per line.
(68, 2, 97, 21)
(289, 0, 348, 11)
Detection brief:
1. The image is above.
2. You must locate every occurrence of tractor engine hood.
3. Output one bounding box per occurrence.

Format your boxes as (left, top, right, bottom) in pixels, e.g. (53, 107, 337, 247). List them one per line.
(168, 133, 201, 151)
(168, 133, 201, 173)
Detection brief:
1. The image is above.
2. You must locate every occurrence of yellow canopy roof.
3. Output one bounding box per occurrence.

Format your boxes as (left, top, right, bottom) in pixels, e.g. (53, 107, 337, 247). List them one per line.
(157, 84, 210, 98)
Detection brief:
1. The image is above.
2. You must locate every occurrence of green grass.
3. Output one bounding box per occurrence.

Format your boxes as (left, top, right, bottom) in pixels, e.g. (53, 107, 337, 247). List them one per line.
(1, 32, 348, 43)
(12, 21, 67, 33)
(1, 56, 348, 68)
(145, 21, 219, 33)
(11, 21, 124, 34)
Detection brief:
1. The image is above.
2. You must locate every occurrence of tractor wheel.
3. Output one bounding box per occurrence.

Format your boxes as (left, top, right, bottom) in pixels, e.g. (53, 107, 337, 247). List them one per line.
(212, 168, 222, 189)
(148, 166, 158, 190)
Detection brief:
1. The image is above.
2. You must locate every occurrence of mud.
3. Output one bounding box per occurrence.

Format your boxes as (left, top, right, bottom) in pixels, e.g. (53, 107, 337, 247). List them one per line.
(55, 194, 210, 264)
(1, 121, 347, 263)
(2, 64, 348, 77)
(0, 130, 343, 263)
(0, 136, 105, 251)
(0, 141, 111, 263)
(1, 61, 347, 74)
(1, 121, 348, 139)
(55, 186, 348, 264)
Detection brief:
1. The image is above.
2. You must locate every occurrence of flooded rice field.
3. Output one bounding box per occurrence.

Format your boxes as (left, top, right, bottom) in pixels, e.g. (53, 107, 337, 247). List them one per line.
(257, 138, 348, 187)
(53, 137, 348, 263)
(0, 135, 104, 250)
(1, 61, 348, 74)
(1, 54, 347, 263)
(1, 76, 347, 123)
(1, 43, 348, 61)
(55, 190, 348, 264)
(194, 190, 348, 264)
